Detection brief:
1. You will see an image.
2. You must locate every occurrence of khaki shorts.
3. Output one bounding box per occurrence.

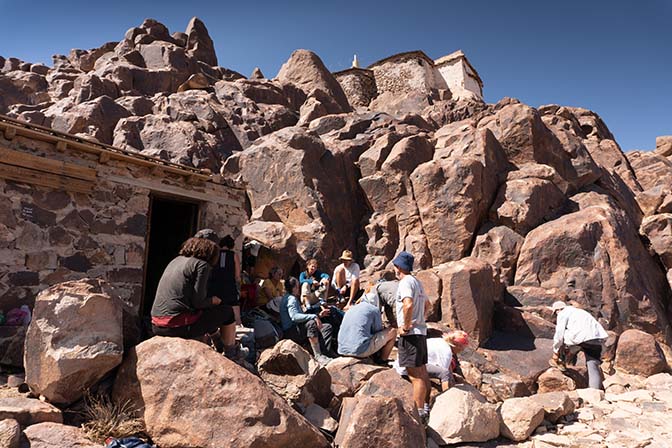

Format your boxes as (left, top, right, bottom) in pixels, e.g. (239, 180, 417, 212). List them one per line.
(357, 328, 394, 358)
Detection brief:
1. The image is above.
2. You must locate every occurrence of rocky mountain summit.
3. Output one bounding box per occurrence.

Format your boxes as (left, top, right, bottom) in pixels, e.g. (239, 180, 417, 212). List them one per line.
(1, 16, 672, 448)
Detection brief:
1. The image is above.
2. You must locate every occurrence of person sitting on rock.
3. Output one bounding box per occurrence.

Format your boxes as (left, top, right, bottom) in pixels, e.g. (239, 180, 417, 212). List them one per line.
(550, 301, 608, 389)
(258, 267, 285, 307)
(331, 250, 362, 308)
(279, 276, 333, 365)
(360, 279, 399, 328)
(299, 258, 330, 306)
(151, 236, 231, 347)
(337, 300, 396, 363)
(394, 330, 468, 392)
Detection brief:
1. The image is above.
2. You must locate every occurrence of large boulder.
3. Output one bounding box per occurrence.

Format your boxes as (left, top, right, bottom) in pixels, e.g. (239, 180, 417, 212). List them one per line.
(526, 391, 575, 423)
(355, 368, 415, 416)
(24, 279, 124, 405)
(257, 339, 332, 409)
(184, 17, 217, 66)
(48, 95, 130, 144)
(0, 419, 20, 448)
(614, 329, 668, 377)
(0, 397, 63, 426)
(515, 203, 672, 343)
(640, 214, 672, 269)
(411, 128, 509, 264)
(335, 396, 425, 448)
(435, 257, 500, 345)
(325, 357, 385, 401)
(276, 49, 351, 115)
(471, 225, 524, 286)
(428, 385, 499, 445)
(499, 396, 545, 441)
(21, 422, 98, 448)
(113, 336, 328, 448)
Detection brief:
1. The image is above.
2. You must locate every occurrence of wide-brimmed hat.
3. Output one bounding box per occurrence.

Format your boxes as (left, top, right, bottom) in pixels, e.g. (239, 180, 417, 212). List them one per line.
(550, 301, 567, 313)
(339, 250, 354, 261)
(392, 251, 414, 273)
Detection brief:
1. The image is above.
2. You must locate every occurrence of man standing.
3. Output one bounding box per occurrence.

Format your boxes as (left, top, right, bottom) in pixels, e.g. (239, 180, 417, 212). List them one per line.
(332, 250, 361, 308)
(337, 301, 396, 362)
(393, 251, 430, 423)
(550, 301, 608, 389)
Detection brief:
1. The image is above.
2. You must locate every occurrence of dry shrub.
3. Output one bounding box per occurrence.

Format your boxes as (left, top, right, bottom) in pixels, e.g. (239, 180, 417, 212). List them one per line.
(81, 392, 146, 444)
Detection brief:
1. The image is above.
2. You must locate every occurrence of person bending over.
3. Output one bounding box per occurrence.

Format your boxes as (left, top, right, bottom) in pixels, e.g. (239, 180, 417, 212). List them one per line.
(151, 237, 231, 346)
(550, 301, 608, 389)
(337, 301, 396, 363)
(280, 276, 333, 365)
(394, 330, 469, 391)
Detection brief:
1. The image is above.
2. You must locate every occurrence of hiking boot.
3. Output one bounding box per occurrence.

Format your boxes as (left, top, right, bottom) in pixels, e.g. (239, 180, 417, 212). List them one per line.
(418, 410, 430, 427)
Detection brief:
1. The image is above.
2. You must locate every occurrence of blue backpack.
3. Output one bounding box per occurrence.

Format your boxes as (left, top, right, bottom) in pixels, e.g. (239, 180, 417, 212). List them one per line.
(106, 437, 156, 448)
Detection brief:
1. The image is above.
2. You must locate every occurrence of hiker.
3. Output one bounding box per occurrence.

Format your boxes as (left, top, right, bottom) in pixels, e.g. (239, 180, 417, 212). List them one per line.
(393, 251, 431, 424)
(337, 300, 396, 363)
(331, 250, 362, 308)
(360, 280, 399, 327)
(550, 301, 608, 389)
(258, 267, 285, 307)
(394, 330, 469, 391)
(299, 258, 330, 306)
(279, 276, 334, 365)
(150, 237, 231, 347)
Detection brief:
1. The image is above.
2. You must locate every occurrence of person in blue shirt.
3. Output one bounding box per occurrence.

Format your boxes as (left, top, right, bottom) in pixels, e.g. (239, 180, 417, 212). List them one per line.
(280, 276, 333, 365)
(299, 258, 330, 306)
(337, 301, 395, 362)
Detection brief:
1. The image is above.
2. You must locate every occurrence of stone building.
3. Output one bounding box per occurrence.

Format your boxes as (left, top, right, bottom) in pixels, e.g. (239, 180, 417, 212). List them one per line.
(0, 114, 246, 366)
(434, 50, 484, 100)
(333, 67, 377, 108)
(367, 51, 449, 97)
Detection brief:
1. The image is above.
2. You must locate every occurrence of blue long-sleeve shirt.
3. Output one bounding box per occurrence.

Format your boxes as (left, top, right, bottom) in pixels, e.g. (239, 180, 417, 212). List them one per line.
(280, 293, 317, 331)
(299, 270, 329, 286)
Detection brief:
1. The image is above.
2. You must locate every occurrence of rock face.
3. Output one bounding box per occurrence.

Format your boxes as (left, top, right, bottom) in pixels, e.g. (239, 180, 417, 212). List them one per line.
(257, 339, 332, 408)
(428, 385, 500, 445)
(0, 419, 20, 448)
(355, 368, 415, 416)
(614, 329, 668, 377)
(0, 397, 63, 426)
(24, 279, 124, 405)
(325, 357, 385, 401)
(335, 396, 425, 448)
(21, 422, 98, 448)
(113, 336, 329, 448)
(472, 225, 524, 286)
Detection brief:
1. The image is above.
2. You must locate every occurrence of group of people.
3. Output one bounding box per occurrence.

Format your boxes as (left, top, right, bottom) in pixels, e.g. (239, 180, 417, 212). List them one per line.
(150, 229, 610, 424)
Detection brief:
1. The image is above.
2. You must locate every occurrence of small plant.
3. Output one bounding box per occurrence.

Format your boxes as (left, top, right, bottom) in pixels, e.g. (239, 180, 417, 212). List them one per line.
(81, 391, 146, 444)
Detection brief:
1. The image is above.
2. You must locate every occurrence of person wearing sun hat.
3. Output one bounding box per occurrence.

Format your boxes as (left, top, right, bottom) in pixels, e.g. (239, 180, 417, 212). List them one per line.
(392, 250, 431, 424)
(331, 249, 362, 308)
(550, 301, 608, 389)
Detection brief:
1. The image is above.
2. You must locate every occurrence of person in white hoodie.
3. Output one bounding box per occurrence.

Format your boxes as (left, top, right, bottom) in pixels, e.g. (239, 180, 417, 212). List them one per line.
(550, 301, 608, 389)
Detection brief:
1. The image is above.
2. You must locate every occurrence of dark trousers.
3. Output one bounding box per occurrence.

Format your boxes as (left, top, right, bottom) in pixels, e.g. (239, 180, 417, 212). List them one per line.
(284, 319, 335, 356)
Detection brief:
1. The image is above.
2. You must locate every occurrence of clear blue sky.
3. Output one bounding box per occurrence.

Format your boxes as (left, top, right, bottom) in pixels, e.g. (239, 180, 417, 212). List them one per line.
(1, 0, 669, 151)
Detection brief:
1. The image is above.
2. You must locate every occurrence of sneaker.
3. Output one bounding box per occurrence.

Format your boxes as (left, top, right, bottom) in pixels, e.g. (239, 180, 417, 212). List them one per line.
(418, 410, 429, 427)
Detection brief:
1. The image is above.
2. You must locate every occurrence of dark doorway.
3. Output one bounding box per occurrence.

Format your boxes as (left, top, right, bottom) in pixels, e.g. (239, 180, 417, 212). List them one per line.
(142, 195, 200, 317)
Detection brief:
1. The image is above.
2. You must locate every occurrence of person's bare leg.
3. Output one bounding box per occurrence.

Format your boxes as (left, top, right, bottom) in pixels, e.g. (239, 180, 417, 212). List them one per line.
(379, 328, 396, 360)
(406, 365, 430, 411)
(335, 267, 346, 290)
(232, 305, 242, 325)
(349, 277, 360, 303)
(221, 323, 236, 347)
(441, 381, 450, 392)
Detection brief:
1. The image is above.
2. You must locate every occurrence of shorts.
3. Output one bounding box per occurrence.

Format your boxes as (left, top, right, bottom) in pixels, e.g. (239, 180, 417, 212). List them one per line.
(397, 334, 428, 368)
(152, 304, 235, 339)
(354, 328, 395, 358)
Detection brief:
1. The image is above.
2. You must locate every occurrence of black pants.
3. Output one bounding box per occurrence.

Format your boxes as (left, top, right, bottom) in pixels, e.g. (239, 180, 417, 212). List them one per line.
(285, 319, 335, 356)
(152, 305, 234, 339)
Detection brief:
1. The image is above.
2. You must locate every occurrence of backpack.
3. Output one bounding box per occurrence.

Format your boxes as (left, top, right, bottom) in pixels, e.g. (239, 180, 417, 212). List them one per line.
(105, 437, 156, 448)
(253, 318, 282, 349)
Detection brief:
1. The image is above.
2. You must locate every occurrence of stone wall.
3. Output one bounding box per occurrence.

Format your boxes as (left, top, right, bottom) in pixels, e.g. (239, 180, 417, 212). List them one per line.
(0, 130, 246, 318)
(435, 53, 483, 100)
(369, 53, 448, 96)
(334, 69, 377, 107)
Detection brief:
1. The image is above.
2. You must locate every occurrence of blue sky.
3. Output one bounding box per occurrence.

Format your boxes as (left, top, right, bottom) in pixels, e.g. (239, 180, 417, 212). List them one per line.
(1, 0, 669, 150)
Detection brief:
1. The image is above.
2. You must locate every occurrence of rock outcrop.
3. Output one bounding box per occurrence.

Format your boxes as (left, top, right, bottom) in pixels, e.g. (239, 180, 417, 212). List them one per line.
(24, 279, 124, 405)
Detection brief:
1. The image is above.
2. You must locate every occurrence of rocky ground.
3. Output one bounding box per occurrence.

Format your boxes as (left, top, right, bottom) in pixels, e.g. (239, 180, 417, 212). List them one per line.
(2, 15, 672, 448)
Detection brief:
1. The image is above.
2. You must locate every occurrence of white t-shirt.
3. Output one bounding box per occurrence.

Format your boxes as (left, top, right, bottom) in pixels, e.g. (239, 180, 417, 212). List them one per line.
(331, 262, 360, 289)
(394, 338, 453, 376)
(395, 274, 427, 336)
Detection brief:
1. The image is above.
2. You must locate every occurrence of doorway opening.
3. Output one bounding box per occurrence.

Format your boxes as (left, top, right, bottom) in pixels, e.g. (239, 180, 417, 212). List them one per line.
(142, 195, 200, 317)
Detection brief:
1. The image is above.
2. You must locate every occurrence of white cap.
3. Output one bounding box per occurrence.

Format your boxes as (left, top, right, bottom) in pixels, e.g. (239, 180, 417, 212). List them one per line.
(550, 301, 567, 313)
